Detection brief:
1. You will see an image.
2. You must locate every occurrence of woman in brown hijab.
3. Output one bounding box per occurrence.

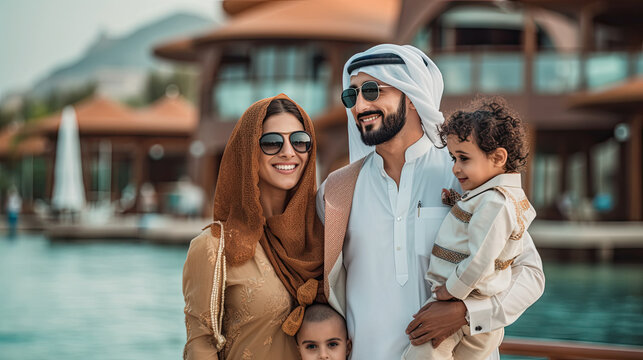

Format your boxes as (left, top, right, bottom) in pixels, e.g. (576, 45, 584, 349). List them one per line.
(182, 94, 324, 359)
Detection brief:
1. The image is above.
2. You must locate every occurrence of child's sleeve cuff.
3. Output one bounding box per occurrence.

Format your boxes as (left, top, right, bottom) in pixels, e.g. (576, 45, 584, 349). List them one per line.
(445, 274, 473, 300)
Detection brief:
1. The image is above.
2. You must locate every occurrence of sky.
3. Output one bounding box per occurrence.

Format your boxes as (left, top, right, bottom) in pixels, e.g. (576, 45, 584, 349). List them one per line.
(0, 0, 224, 99)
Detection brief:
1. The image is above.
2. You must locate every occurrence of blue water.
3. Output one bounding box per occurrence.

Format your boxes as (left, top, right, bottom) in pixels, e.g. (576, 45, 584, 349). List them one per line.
(1, 234, 641, 360)
(0, 234, 186, 360)
(505, 262, 643, 346)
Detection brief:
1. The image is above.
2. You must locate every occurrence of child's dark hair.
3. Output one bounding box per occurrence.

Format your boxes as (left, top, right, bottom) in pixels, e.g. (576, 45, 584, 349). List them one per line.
(437, 97, 529, 172)
(296, 303, 347, 343)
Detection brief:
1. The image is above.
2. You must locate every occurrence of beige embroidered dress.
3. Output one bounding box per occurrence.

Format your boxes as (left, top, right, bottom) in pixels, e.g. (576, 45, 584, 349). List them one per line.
(183, 229, 298, 360)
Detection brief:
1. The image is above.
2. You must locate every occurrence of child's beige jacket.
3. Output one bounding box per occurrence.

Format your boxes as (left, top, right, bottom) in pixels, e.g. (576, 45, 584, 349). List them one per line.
(426, 173, 536, 299)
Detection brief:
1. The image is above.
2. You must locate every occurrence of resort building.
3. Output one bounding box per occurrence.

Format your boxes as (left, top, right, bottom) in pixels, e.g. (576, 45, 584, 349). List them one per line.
(154, 0, 397, 209)
(155, 0, 642, 221)
(8, 95, 198, 214)
(0, 123, 48, 212)
(402, 0, 642, 222)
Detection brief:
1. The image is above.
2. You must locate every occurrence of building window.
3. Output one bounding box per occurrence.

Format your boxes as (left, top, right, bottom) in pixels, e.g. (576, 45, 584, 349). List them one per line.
(534, 53, 581, 94)
(15, 156, 47, 201)
(591, 139, 618, 214)
(566, 152, 588, 218)
(437, 6, 553, 50)
(411, 26, 431, 53)
(149, 154, 185, 183)
(213, 46, 329, 122)
(586, 53, 628, 89)
(479, 53, 524, 93)
(435, 54, 472, 94)
(531, 153, 560, 211)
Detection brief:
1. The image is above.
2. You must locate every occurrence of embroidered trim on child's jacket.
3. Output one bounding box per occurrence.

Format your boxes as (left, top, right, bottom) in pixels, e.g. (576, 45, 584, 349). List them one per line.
(494, 256, 517, 270)
(432, 244, 516, 271)
(450, 203, 472, 223)
(432, 244, 468, 264)
(494, 187, 529, 241)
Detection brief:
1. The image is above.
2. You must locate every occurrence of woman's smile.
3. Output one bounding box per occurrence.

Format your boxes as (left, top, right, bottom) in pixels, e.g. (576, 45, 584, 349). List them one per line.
(272, 162, 298, 173)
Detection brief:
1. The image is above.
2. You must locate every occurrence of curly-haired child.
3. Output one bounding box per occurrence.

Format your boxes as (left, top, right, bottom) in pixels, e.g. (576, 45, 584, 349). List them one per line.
(402, 97, 538, 360)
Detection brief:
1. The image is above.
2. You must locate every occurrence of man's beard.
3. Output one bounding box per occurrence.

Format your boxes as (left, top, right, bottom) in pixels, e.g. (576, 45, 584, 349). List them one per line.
(356, 94, 407, 146)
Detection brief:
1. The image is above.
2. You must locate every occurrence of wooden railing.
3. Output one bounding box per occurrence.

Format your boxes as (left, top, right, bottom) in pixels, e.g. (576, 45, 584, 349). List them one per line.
(500, 338, 643, 360)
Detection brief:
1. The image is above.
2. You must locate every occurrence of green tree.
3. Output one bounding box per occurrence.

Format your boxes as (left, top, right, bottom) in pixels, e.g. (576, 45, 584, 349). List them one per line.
(0, 108, 13, 131)
(144, 67, 198, 104)
(19, 82, 97, 123)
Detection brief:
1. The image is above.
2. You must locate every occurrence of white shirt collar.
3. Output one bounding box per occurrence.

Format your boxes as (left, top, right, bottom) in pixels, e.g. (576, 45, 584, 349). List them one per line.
(405, 134, 432, 163)
(371, 134, 432, 173)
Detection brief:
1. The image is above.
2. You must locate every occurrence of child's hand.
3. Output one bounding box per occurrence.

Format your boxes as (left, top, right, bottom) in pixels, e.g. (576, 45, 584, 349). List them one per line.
(434, 285, 454, 301)
(441, 188, 450, 203)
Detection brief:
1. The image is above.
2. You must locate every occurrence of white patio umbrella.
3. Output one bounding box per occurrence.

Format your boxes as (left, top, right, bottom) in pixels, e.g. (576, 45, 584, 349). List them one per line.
(52, 106, 86, 212)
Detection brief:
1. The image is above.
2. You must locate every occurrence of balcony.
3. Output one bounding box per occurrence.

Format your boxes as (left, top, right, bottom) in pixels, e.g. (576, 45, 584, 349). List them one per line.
(213, 79, 328, 121)
(210, 45, 332, 122)
(434, 51, 643, 95)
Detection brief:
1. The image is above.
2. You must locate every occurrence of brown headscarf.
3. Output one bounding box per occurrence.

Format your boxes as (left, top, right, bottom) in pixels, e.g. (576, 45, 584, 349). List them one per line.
(210, 93, 324, 335)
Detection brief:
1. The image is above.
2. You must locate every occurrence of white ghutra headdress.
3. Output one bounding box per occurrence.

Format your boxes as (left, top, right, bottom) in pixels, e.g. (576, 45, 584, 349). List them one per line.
(343, 44, 445, 163)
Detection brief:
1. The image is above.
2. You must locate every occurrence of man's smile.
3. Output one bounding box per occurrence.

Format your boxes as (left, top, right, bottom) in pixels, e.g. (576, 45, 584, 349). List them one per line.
(360, 114, 380, 124)
(357, 110, 383, 125)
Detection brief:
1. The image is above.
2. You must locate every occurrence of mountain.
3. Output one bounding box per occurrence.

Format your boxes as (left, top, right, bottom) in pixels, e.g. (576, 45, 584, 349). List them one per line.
(30, 12, 214, 98)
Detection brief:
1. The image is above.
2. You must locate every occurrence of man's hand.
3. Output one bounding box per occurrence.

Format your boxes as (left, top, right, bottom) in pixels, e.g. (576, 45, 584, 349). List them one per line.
(405, 300, 467, 348)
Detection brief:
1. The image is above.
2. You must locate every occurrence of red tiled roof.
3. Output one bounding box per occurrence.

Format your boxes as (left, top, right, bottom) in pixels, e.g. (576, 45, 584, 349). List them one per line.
(153, 38, 199, 62)
(135, 96, 198, 134)
(0, 124, 47, 157)
(222, 0, 272, 16)
(155, 0, 399, 61)
(28, 95, 197, 136)
(197, 0, 398, 44)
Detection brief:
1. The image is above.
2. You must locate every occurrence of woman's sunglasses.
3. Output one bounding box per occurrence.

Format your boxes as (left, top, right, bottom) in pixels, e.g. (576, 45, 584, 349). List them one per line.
(259, 131, 312, 155)
(341, 81, 393, 108)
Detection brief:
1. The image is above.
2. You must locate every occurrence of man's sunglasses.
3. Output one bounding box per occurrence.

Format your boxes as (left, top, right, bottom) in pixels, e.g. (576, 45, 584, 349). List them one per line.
(259, 131, 312, 155)
(341, 81, 393, 108)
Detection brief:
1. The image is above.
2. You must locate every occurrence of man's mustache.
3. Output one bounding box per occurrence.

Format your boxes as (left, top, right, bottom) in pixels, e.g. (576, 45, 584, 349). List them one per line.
(357, 110, 383, 119)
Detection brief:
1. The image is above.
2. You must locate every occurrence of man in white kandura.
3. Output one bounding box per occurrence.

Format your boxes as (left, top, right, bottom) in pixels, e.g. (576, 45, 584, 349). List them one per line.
(317, 44, 545, 360)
